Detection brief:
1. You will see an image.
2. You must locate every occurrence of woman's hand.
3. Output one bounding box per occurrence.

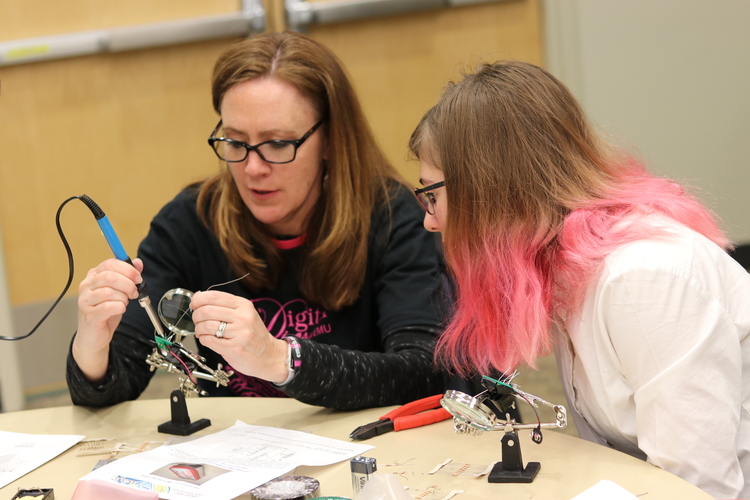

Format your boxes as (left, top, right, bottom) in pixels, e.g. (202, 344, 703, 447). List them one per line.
(191, 290, 289, 384)
(72, 258, 143, 383)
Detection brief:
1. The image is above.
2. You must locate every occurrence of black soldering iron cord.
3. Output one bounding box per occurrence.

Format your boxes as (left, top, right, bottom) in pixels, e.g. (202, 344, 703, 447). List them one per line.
(1, 196, 99, 341)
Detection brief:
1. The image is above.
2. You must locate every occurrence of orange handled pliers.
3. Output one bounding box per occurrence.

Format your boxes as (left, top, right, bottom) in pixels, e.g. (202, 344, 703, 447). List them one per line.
(349, 394, 452, 441)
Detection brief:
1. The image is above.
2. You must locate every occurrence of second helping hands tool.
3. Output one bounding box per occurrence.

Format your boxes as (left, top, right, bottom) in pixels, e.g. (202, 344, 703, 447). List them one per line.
(441, 374, 568, 483)
(349, 394, 452, 440)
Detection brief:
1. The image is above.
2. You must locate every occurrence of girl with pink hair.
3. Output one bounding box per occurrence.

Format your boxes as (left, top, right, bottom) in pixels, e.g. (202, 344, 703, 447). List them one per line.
(410, 60, 750, 498)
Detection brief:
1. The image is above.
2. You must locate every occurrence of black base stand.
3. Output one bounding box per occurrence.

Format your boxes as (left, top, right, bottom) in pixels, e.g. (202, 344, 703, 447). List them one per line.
(487, 430, 541, 483)
(488, 461, 541, 483)
(158, 390, 211, 436)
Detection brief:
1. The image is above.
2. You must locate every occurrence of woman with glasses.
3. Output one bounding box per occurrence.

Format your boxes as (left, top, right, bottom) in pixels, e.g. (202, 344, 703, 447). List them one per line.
(409, 61, 750, 498)
(66, 31, 447, 410)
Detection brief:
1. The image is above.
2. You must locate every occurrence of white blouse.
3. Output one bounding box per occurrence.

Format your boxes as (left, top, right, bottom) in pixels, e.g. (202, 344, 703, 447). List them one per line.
(554, 214, 750, 498)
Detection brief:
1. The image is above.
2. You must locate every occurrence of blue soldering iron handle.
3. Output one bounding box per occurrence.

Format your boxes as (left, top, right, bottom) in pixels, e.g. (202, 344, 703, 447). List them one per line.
(80, 194, 147, 298)
(96, 214, 149, 298)
(79, 194, 133, 265)
(96, 215, 131, 263)
(79, 194, 132, 263)
(79, 195, 163, 336)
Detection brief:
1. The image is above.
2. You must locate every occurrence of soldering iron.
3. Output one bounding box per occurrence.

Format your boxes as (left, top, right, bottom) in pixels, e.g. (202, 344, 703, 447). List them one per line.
(0, 194, 165, 341)
(77, 195, 166, 338)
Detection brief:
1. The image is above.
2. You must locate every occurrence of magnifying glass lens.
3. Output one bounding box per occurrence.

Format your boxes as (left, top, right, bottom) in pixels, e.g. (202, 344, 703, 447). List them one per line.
(158, 288, 195, 336)
(441, 390, 496, 431)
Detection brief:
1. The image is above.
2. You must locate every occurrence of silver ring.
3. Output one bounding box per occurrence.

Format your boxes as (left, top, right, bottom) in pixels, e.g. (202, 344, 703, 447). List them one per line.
(215, 321, 227, 338)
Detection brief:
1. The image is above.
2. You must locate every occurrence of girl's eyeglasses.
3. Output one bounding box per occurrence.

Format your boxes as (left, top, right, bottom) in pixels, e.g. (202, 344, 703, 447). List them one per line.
(414, 181, 445, 215)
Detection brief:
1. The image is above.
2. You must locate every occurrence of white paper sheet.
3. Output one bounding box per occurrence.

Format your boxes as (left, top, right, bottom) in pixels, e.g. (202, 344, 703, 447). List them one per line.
(81, 420, 374, 500)
(0, 430, 84, 488)
(571, 479, 639, 500)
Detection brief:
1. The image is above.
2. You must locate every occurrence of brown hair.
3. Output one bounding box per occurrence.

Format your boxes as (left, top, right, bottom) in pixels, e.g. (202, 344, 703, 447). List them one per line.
(409, 60, 616, 253)
(409, 60, 727, 374)
(198, 31, 398, 310)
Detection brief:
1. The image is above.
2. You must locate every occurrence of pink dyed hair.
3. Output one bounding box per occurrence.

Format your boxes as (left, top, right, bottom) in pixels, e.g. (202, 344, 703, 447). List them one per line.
(409, 61, 729, 376)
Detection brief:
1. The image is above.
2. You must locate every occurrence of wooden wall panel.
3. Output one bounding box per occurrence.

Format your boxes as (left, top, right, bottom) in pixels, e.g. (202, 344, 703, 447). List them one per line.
(0, 1, 245, 305)
(305, 0, 543, 185)
(0, 0, 541, 306)
(0, 0, 240, 41)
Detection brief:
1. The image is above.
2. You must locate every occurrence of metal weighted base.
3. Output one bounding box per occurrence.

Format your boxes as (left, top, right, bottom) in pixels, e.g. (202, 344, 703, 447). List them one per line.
(158, 389, 211, 436)
(487, 429, 540, 483)
(488, 461, 540, 483)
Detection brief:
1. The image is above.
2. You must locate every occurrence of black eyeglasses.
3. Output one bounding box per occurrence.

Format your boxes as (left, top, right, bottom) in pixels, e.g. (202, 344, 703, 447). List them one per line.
(208, 120, 324, 164)
(414, 181, 445, 215)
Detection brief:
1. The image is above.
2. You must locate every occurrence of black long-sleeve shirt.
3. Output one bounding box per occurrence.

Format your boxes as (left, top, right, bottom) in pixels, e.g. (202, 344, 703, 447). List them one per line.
(67, 182, 448, 409)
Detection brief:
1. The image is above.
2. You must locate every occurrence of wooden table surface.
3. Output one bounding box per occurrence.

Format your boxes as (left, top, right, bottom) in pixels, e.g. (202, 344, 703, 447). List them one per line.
(0, 397, 714, 500)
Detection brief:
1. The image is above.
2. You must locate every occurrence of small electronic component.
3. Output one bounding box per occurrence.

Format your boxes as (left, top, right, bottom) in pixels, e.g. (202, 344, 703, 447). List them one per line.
(350, 455, 377, 496)
(10, 488, 54, 500)
(428, 458, 494, 477)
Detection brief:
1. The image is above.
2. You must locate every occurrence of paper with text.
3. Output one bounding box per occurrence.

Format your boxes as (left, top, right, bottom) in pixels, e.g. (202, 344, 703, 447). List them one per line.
(0, 430, 84, 488)
(81, 421, 374, 500)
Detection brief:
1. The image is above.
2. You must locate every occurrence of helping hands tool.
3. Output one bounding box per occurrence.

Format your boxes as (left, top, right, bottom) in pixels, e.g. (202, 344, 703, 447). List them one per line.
(79, 195, 232, 396)
(349, 394, 452, 440)
(440, 374, 567, 483)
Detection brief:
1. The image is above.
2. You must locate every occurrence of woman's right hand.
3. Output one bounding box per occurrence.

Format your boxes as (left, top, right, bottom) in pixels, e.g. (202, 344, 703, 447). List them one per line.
(72, 258, 143, 383)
